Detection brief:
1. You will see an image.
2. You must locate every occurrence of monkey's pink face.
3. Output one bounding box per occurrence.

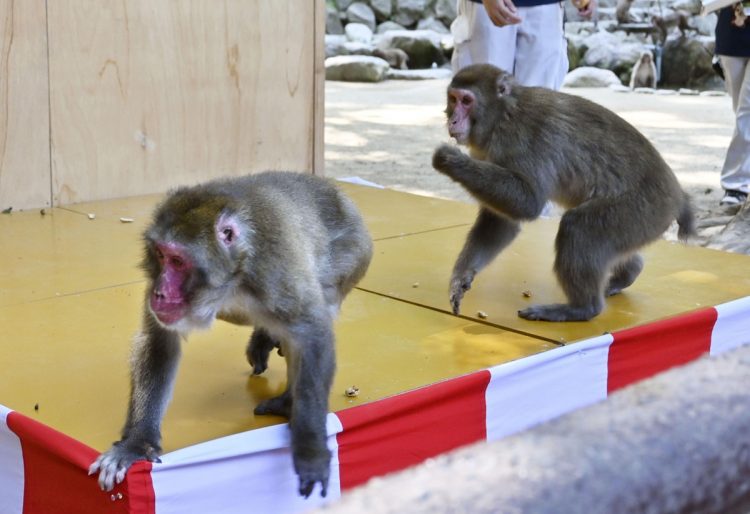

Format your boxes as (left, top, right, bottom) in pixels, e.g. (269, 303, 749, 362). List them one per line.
(149, 242, 193, 325)
(446, 88, 474, 144)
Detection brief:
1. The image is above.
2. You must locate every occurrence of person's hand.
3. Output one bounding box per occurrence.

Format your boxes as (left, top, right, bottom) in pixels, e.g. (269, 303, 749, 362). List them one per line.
(482, 0, 522, 26)
(575, 0, 596, 19)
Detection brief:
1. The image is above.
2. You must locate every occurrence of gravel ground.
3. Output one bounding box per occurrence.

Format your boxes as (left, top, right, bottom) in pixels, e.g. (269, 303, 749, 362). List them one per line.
(324, 79, 745, 250)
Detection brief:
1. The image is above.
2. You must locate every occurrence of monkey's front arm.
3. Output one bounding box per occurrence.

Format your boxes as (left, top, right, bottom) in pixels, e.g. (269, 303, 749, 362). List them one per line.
(89, 316, 182, 491)
(432, 144, 546, 221)
(449, 209, 521, 314)
(252, 315, 336, 498)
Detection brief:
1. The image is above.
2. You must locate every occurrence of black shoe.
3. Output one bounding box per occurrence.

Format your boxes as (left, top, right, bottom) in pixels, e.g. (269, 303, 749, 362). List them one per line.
(720, 189, 748, 206)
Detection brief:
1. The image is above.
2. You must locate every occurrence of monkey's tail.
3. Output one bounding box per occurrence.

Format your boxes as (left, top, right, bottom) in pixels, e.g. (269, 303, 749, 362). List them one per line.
(677, 192, 696, 242)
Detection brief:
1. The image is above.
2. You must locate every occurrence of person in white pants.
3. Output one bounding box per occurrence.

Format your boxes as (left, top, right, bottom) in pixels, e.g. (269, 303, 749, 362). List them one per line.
(715, 4, 750, 207)
(451, 0, 595, 90)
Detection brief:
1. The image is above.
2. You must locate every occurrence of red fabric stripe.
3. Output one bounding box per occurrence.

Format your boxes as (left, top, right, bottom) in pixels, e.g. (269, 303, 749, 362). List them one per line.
(6, 411, 155, 514)
(607, 307, 717, 393)
(336, 370, 491, 490)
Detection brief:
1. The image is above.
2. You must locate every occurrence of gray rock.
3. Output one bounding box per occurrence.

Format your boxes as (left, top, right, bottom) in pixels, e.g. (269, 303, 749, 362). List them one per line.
(378, 29, 446, 69)
(562, 66, 623, 87)
(708, 203, 750, 254)
(691, 12, 718, 35)
(344, 42, 375, 55)
(376, 21, 408, 34)
(346, 2, 377, 31)
(434, 0, 458, 25)
(326, 6, 345, 35)
(345, 22, 374, 44)
(336, 0, 356, 10)
(325, 35, 349, 58)
(417, 17, 450, 34)
(581, 31, 646, 82)
(393, 0, 430, 27)
(387, 67, 453, 80)
(325, 55, 390, 82)
(369, 0, 392, 21)
(660, 37, 720, 90)
(671, 0, 702, 15)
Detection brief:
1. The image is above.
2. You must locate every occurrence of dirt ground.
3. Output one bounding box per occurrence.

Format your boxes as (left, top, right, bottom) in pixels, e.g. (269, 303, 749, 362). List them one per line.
(324, 79, 738, 246)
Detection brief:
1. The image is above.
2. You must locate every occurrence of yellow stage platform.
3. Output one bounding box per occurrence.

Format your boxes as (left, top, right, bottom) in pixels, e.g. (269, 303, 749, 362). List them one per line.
(2, 182, 750, 456)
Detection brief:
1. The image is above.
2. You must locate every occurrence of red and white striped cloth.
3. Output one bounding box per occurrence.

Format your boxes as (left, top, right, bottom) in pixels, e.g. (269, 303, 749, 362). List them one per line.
(2, 296, 749, 514)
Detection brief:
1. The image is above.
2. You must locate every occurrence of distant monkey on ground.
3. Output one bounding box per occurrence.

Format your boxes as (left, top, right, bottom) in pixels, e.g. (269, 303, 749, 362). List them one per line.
(630, 50, 657, 89)
(372, 47, 409, 70)
(615, 0, 636, 24)
(89, 172, 373, 498)
(432, 64, 695, 322)
(652, 10, 692, 43)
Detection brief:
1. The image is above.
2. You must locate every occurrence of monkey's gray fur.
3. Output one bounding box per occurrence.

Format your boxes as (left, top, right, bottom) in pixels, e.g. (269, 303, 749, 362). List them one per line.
(372, 48, 409, 70)
(89, 171, 373, 498)
(432, 64, 695, 322)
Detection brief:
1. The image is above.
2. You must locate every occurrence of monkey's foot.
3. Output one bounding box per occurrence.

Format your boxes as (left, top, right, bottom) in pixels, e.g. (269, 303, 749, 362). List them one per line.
(295, 451, 331, 499)
(88, 439, 162, 491)
(449, 272, 475, 315)
(254, 392, 292, 418)
(246, 329, 282, 375)
(518, 303, 600, 322)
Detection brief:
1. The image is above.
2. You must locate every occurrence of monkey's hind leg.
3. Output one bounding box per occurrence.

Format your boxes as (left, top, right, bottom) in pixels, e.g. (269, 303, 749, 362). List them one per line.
(519, 209, 612, 322)
(246, 327, 282, 375)
(606, 254, 644, 296)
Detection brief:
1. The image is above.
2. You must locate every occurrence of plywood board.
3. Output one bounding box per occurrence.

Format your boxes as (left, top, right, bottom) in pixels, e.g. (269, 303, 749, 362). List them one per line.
(359, 220, 750, 343)
(47, 1, 320, 205)
(0, 286, 553, 452)
(0, 0, 51, 210)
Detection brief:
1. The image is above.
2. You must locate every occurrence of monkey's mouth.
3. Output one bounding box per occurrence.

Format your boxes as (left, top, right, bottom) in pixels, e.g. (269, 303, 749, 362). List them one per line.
(150, 296, 188, 325)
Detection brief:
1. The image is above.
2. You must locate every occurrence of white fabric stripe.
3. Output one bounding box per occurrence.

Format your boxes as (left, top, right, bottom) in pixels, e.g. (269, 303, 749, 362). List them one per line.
(151, 413, 343, 514)
(485, 334, 613, 441)
(0, 405, 24, 514)
(710, 296, 750, 356)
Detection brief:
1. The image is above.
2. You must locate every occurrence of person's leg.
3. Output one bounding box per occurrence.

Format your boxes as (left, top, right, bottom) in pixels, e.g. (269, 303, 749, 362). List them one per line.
(513, 2, 568, 89)
(452, 0, 517, 73)
(718, 55, 750, 202)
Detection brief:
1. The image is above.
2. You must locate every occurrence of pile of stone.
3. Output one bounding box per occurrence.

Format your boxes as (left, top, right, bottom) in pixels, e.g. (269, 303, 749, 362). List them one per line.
(325, 0, 724, 90)
(325, 0, 457, 82)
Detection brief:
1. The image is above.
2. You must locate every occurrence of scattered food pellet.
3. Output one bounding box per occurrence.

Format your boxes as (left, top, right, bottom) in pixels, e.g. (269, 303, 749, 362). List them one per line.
(2, 207, 12, 214)
(477, 310, 488, 319)
(412, 282, 420, 288)
(522, 290, 532, 298)
(87, 213, 96, 220)
(40, 208, 47, 216)
(345, 386, 360, 397)
(34, 403, 39, 411)
(120, 217, 134, 223)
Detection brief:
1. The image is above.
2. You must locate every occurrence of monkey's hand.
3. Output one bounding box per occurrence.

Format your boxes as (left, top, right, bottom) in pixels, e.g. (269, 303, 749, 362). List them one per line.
(449, 270, 476, 315)
(295, 449, 331, 499)
(432, 144, 468, 178)
(88, 438, 162, 491)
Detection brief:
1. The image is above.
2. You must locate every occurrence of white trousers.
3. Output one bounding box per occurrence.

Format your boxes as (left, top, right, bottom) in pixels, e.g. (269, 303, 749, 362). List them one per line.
(718, 55, 750, 194)
(451, 0, 568, 90)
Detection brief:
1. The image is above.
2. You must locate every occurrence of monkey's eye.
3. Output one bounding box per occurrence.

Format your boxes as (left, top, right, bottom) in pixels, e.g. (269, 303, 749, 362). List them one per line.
(155, 248, 164, 261)
(461, 96, 472, 106)
(169, 256, 185, 269)
(223, 228, 234, 243)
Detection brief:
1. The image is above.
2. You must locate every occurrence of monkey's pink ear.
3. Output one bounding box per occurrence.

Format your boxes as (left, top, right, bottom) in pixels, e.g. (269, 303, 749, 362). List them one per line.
(216, 212, 241, 247)
(496, 73, 513, 97)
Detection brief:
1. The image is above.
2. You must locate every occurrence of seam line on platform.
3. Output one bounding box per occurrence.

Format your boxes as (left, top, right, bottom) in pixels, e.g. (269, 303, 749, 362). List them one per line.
(371, 223, 473, 242)
(353, 285, 565, 346)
